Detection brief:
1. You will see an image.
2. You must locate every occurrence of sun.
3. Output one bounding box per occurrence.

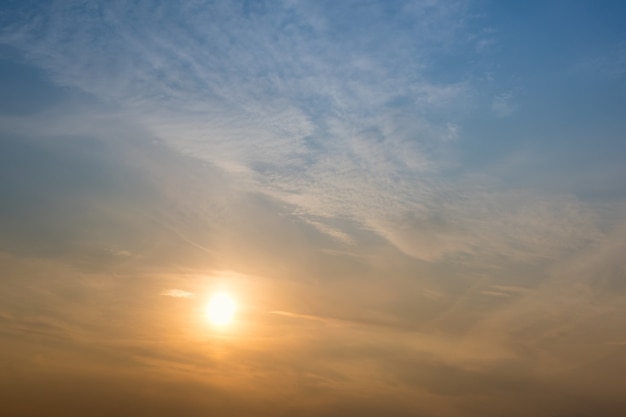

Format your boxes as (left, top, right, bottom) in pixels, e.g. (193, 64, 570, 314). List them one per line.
(206, 292, 236, 326)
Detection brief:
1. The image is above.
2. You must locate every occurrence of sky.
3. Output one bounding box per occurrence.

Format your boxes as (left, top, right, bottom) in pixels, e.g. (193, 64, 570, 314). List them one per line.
(1, 1, 626, 416)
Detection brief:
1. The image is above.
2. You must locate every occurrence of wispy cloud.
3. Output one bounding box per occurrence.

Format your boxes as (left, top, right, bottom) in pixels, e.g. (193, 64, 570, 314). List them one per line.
(161, 289, 194, 298)
(270, 310, 333, 324)
(0, 0, 496, 261)
(2, 3, 626, 417)
(0, 2, 618, 266)
(491, 90, 517, 117)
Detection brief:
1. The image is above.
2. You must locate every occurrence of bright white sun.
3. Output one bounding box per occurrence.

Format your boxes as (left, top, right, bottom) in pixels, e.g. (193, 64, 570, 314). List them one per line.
(206, 292, 236, 326)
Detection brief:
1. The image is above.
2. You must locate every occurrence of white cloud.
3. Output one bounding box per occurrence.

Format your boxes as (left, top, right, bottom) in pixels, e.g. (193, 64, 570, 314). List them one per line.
(0, 0, 614, 264)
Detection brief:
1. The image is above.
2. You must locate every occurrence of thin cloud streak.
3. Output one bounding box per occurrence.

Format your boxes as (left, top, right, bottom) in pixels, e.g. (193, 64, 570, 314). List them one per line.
(161, 289, 194, 298)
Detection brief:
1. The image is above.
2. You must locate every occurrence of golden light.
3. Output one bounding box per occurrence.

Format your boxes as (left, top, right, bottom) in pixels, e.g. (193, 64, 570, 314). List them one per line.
(206, 292, 236, 326)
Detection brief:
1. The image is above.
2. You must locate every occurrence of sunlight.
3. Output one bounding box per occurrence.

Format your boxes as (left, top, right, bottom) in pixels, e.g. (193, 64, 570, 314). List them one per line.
(206, 292, 236, 326)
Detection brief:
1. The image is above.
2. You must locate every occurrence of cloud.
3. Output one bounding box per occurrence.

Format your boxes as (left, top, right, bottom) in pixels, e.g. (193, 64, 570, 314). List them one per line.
(303, 219, 354, 245)
(2, 3, 626, 417)
(270, 310, 334, 324)
(491, 90, 517, 117)
(161, 289, 194, 298)
(1, 0, 619, 270)
(0, 0, 481, 262)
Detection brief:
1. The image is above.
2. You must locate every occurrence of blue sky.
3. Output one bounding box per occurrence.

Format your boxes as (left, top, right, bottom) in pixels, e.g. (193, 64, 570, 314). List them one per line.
(1, 1, 626, 416)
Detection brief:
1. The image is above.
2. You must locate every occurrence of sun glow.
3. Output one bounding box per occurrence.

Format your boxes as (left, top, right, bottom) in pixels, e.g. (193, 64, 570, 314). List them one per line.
(206, 292, 236, 326)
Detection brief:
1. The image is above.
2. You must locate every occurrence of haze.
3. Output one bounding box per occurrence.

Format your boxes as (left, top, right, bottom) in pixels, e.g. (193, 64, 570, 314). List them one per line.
(1, 1, 626, 416)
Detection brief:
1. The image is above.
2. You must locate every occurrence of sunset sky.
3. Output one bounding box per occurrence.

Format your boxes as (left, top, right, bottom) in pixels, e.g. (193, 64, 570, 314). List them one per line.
(1, 1, 626, 416)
